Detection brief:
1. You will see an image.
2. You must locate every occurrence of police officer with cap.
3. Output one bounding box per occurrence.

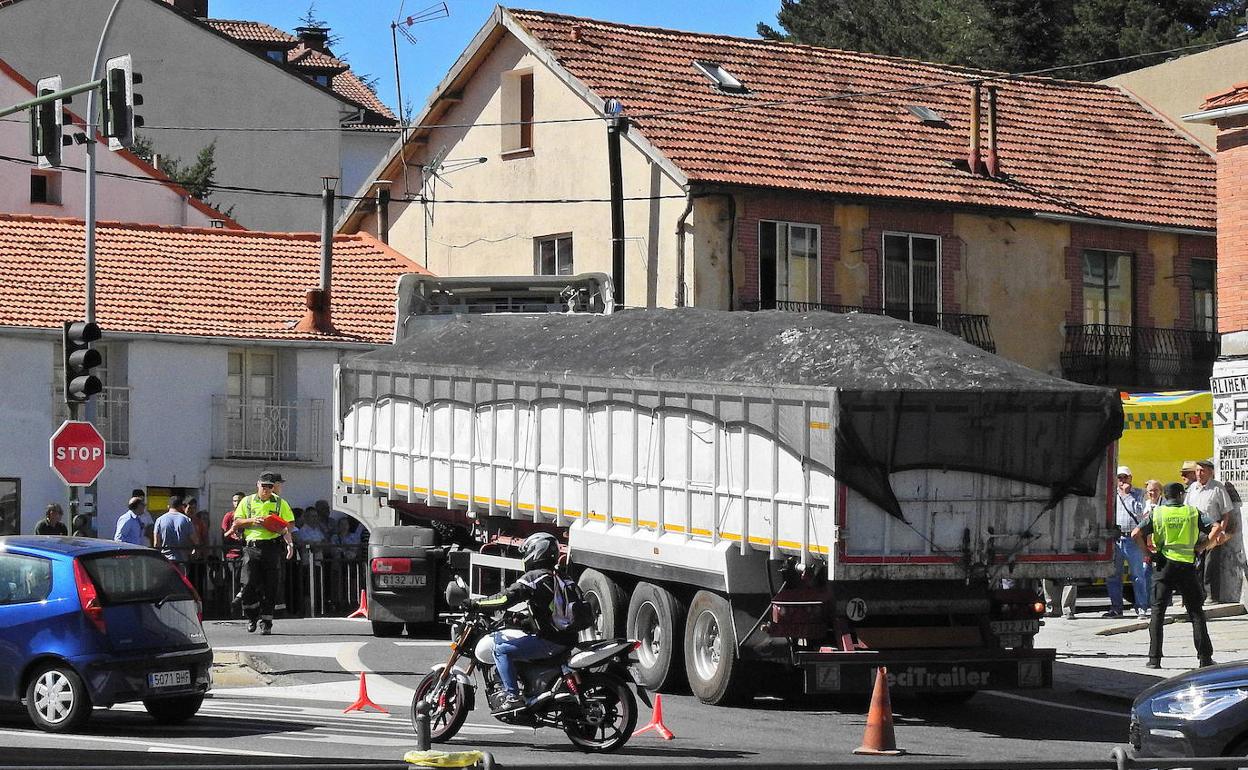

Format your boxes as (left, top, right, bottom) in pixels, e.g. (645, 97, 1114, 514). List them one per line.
(230, 471, 295, 634)
(1132, 482, 1229, 669)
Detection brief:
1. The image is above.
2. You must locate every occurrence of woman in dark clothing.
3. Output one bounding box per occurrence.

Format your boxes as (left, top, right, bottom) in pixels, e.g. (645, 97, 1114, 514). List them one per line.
(34, 503, 68, 535)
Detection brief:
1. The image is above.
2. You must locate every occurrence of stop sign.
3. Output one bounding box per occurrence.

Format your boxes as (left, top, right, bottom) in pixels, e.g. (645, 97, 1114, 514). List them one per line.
(50, 420, 106, 486)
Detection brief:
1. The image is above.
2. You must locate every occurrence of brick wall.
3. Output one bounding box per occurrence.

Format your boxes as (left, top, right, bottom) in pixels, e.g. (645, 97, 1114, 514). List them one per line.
(861, 207, 962, 314)
(1063, 224, 1154, 327)
(1215, 116, 1248, 334)
(737, 192, 840, 308)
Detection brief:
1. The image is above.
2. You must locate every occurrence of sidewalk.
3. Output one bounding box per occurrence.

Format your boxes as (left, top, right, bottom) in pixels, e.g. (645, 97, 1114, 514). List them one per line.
(1035, 599, 1248, 702)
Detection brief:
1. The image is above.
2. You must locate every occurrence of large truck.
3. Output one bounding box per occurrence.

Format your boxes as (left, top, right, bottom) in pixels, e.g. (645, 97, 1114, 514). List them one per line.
(334, 277, 1122, 704)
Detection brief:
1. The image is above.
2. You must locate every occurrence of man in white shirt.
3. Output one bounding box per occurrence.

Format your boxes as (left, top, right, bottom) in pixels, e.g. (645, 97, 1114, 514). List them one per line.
(1186, 459, 1234, 603)
(1106, 466, 1150, 618)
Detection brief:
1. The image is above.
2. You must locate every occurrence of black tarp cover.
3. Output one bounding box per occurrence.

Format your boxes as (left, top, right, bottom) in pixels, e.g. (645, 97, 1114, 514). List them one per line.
(356, 309, 1124, 519)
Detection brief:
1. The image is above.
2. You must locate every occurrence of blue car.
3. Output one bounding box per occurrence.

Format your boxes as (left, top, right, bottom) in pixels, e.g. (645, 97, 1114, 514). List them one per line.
(0, 536, 212, 732)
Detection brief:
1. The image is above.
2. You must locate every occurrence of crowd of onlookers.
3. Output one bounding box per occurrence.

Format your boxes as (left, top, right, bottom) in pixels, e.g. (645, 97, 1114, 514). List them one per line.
(29, 488, 370, 617)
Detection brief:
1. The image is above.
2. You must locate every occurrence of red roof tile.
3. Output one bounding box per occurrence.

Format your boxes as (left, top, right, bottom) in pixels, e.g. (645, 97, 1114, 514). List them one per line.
(1202, 83, 1248, 111)
(288, 42, 348, 70)
(509, 9, 1215, 231)
(0, 214, 425, 343)
(202, 18, 297, 46)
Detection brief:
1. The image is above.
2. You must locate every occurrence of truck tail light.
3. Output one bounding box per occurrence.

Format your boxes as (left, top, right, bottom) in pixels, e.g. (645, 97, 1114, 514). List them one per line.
(73, 558, 106, 635)
(371, 557, 412, 574)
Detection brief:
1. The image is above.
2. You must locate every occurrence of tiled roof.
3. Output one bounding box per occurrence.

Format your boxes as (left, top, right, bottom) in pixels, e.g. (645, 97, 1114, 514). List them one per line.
(509, 9, 1215, 231)
(0, 215, 425, 343)
(288, 43, 347, 71)
(202, 18, 297, 46)
(201, 17, 396, 123)
(1201, 83, 1248, 111)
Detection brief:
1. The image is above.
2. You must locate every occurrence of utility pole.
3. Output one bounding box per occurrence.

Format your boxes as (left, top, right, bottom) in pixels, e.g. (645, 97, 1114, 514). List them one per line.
(604, 99, 628, 306)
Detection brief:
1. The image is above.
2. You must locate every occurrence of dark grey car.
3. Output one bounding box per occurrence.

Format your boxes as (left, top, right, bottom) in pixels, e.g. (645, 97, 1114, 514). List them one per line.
(1130, 661, 1248, 757)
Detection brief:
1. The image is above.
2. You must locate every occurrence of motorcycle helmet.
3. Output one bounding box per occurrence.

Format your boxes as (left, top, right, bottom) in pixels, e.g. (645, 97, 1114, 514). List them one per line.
(519, 532, 560, 571)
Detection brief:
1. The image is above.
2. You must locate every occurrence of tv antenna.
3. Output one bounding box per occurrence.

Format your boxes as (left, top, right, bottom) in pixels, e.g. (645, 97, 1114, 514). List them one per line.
(390, 2, 450, 198)
(419, 144, 487, 266)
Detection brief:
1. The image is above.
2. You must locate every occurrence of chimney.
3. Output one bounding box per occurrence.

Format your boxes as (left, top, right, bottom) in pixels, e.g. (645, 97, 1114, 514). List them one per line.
(169, 0, 208, 17)
(985, 86, 1000, 178)
(296, 26, 330, 52)
(967, 82, 982, 175)
(372, 181, 392, 245)
(292, 289, 339, 335)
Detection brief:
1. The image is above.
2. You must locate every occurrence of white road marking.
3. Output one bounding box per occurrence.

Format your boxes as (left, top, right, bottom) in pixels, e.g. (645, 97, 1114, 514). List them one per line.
(0, 729, 294, 757)
(985, 690, 1128, 718)
(394, 640, 454, 647)
(211, 678, 414, 707)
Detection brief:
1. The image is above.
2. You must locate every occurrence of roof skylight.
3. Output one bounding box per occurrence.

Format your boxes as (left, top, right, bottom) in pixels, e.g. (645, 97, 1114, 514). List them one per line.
(906, 105, 948, 126)
(694, 61, 748, 94)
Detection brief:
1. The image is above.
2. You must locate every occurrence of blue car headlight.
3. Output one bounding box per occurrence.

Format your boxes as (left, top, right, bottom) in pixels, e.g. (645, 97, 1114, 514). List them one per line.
(1151, 684, 1248, 721)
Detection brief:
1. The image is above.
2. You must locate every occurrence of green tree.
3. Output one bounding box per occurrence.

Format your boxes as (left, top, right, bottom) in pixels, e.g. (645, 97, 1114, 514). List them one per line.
(758, 0, 1245, 79)
(133, 136, 234, 217)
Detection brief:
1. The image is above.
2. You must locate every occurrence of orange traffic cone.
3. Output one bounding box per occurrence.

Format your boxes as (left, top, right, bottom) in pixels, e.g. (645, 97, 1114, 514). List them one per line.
(343, 672, 388, 714)
(347, 590, 368, 619)
(854, 666, 904, 756)
(632, 693, 675, 740)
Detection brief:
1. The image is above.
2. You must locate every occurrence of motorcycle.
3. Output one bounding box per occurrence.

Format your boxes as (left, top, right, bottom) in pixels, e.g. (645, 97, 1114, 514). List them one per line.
(412, 577, 649, 753)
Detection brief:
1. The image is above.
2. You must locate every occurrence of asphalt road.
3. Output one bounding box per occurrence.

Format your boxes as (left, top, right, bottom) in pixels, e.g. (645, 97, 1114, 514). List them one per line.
(0, 617, 1135, 768)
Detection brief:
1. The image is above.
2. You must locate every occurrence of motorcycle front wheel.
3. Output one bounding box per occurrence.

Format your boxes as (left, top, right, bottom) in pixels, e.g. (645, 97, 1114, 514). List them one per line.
(412, 671, 471, 742)
(563, 672, 638, 753)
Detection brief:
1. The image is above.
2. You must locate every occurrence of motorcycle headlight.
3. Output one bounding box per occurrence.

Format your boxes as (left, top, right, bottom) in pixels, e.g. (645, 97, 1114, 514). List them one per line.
(1150, 684, 1248, 721)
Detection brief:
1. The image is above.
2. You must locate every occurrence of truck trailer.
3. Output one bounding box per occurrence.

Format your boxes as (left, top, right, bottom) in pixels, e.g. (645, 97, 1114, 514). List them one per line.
(334, 299, 1122, 705)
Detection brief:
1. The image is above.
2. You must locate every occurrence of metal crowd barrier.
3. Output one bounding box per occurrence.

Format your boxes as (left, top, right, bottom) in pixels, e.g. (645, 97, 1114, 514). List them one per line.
(182, 543, 366, 620)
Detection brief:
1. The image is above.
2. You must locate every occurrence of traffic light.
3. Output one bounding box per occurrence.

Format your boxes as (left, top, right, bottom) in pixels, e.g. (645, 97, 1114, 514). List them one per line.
(29, 75, 63, 168)
(102, 54, 143, 151)
(63, 321, 103, 404)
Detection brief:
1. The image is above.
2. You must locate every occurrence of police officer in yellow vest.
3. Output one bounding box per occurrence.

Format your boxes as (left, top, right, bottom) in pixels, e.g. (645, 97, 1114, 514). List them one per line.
(230, 471, 295, 635)
(1132, 482, 1229, 669)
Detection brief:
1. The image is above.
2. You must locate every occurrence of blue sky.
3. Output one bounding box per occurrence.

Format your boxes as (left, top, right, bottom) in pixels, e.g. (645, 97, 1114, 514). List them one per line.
(209, 1, 783, 117)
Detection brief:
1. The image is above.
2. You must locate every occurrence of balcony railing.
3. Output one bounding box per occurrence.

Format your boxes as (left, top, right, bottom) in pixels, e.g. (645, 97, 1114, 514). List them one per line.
(1061, 324, 1219, 390)
(742, 301, 997, 354)
(53, 386, 130, 457)
(212, 395, 325, 463)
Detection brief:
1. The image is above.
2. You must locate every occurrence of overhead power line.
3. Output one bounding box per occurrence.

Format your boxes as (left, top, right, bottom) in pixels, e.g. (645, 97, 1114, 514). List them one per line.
(0, 35, 1232, 136)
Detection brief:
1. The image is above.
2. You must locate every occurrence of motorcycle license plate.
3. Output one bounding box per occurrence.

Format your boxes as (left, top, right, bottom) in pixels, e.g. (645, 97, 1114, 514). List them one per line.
(149, 670, 191, 688)
(377, 574, 426, 588)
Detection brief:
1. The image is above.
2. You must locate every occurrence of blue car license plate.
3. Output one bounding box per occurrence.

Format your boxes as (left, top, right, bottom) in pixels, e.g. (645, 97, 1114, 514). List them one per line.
(149, 670, 191, 688)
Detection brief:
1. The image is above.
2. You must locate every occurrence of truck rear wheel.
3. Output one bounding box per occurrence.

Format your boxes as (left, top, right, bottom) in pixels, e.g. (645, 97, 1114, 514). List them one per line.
(627, 582, 686, 692)
(578, 569, 626, 640)
(684, 590, 752, 706)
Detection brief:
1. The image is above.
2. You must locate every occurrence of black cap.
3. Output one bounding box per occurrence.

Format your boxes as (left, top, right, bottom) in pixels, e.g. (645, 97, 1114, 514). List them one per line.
(258, 471, 284, 484)
(1197, 459, 1215, 470)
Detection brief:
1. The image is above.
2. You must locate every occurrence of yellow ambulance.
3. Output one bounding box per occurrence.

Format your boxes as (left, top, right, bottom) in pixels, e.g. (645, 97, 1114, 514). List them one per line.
(1118, 391, 1213, 485)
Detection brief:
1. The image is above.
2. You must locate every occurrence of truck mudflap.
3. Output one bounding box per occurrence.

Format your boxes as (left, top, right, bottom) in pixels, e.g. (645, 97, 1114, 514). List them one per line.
(797, 648, 1054, 695)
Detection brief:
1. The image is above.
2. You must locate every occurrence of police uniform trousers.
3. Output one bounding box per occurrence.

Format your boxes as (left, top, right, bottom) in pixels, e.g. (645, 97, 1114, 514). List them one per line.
(241, 538, 284, 622)
(1148, 559, 1213, 662)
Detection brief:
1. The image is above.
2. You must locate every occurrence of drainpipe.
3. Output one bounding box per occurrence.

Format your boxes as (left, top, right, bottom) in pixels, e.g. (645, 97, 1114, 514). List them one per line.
(719, 193, 737, 310)
(675, 192, 695, 307)
(320, 176, 337, 294)
(967, 82, 982, 175)
(374, 181, 392, 245)
(985, 86, 999, 178)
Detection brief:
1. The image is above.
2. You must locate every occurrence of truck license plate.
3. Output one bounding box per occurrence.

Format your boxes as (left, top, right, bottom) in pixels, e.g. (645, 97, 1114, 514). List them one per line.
(149, 670, 191, 688)
(990, 619, 1039, 635)
(378, 574, 426, 588)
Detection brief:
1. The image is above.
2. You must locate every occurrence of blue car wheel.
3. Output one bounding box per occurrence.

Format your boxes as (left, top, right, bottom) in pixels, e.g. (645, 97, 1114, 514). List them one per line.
(25, 663, 92, 732)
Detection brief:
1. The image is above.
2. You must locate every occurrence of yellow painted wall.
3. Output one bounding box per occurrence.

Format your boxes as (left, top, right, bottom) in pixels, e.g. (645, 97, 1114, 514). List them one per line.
(833, 204, 871, 306)
(1147, 232, 1182, 328)
(354, 34, 688, 309)
(952, 215, 1071, 375)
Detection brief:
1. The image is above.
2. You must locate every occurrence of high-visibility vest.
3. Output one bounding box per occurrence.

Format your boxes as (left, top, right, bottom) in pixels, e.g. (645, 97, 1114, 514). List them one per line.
(235, 494, 294, 542)
(1152, 503, 1200, 564)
